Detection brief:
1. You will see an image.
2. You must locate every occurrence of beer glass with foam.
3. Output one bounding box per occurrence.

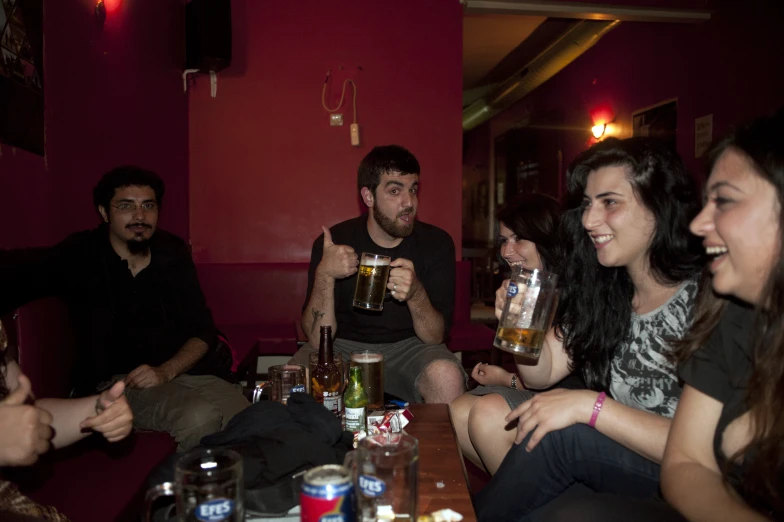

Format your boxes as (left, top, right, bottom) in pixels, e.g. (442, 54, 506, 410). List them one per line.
(353, 253, 391, 311)
(350, 350, 384, 410)
(494, 266, 558, 359)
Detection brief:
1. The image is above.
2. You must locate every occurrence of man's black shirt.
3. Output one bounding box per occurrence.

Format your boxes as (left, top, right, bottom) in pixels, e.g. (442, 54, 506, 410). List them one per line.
(0, 225, 217, 395)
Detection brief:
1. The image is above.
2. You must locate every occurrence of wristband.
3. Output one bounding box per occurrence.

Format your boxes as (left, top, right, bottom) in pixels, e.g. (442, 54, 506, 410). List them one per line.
(510, 374, 518, 390)
(588, 392, 606, 428)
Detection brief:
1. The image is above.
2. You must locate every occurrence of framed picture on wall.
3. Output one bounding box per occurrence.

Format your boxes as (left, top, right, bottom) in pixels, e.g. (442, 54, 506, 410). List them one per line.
(632, 98, 677, 150)
(0, 0, 43, 155)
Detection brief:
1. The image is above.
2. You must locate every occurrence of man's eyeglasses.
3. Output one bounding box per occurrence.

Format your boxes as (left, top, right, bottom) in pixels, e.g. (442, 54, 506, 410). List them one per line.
(110, 202, 159, 213)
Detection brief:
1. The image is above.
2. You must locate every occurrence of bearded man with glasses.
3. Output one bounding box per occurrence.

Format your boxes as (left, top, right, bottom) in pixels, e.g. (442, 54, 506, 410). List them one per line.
(0, 166, 249, 451)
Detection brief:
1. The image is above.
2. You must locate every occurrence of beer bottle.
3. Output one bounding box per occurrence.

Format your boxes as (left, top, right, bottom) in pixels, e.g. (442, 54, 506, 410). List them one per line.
(344, 366, 368, 436)
(312, 325, 342, 418)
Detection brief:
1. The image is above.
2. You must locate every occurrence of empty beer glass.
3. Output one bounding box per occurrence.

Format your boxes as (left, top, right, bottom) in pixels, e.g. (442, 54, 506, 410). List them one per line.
(344, 432, 419, 522)
(144, 447, 244, 522)
(350, 351, 384, 410)
(252, 364, 307, 404)
(353, 253, 391, 311)
(494, 267, 558, 359)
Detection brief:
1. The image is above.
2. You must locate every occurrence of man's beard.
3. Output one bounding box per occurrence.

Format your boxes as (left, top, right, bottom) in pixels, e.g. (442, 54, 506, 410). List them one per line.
(373, 206, 415, 239)
(127, 237, 150, 255)
(125, 222, 153, 255)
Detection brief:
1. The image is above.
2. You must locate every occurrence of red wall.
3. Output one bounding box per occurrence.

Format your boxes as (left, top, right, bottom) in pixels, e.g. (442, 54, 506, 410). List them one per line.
(189, 0, 463, 263)
(469, 0, 784, 200)
(0, 0, 189, 248)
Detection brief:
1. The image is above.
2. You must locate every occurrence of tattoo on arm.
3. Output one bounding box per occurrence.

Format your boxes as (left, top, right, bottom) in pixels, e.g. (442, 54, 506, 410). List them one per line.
(310, 308, 326, 333)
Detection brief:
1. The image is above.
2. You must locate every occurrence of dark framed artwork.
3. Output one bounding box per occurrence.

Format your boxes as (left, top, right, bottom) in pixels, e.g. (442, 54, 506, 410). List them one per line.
(632, 98, 677, 150)
(0, 0, 43, 155)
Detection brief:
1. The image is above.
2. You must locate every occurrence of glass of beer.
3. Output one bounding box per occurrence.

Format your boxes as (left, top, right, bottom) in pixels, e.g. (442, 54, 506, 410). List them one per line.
(350, 351, 384, 410)
(353, 253, 391, 311)
(494, 267, 558, 359)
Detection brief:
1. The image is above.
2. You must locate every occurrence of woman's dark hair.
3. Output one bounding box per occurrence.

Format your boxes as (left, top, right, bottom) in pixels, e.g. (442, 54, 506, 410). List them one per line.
(92, 165, 165, 214)
(554, 137, 703, 390)
(497, 193, 562, 273)
(678, 109, 784, 515)
(0, 320, 8, 400)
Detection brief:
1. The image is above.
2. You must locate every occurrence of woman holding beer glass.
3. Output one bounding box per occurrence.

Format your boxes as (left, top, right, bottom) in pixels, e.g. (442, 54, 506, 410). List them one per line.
(451, 193, 568, 475)
(475, 136, 703, 521)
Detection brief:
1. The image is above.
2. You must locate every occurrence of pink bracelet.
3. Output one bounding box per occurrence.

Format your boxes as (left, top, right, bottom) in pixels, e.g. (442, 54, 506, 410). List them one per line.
(588, 392, 607, 428)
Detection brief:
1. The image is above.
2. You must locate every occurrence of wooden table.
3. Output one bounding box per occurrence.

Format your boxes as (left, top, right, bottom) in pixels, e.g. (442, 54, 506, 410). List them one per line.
(247, 403, 477, 522)
(406, 404, 477, 521)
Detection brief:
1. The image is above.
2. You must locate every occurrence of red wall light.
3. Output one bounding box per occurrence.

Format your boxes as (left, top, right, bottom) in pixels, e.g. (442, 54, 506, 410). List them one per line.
(591, 123, 607, 139)
(104, 0, 122, 13)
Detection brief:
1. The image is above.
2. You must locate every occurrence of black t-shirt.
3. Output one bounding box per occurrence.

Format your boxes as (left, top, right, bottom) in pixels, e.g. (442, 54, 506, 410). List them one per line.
(679, 301, 778, 515)
(303, 214, 455, 344)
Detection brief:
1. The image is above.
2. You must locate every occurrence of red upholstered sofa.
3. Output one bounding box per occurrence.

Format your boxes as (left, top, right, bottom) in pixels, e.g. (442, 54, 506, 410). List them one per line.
(3, 297, 176, 522)
(196, 262, 311, 384)
(195, 260, 494, 380)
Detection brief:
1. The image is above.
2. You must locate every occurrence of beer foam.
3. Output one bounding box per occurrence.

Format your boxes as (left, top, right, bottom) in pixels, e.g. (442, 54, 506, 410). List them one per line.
(352, 353, 383, 363)
(361, 256, 390, 267)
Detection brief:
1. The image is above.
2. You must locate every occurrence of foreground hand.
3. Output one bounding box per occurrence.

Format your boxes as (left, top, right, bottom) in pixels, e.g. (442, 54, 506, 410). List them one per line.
(318, 226, 358, 280)
(0, 374, 53, 466)
(472, 363, 514, 388)
(388, 258, 422, 302)
(506, 389, 597, 451)
(125, 364, 170, 389)
(81, 381, 133, 442)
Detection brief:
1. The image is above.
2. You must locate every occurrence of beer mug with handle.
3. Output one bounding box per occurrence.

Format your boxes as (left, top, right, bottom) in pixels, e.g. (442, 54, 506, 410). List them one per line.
(353, 253, 391, 311)
(252, 364, 307, 404)
(144, 447, 244, 522)
(494, 266, 558, 359)
(343, 432, 418, 522)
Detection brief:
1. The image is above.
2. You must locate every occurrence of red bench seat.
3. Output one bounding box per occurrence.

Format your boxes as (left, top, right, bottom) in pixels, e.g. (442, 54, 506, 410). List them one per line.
(5, 297, 176, 522)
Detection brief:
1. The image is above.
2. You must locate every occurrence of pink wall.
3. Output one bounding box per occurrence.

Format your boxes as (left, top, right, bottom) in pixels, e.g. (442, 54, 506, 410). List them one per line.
(189, 0, 463, 263)
(471, 0, 784, 200)
(0, 0, 189, 248)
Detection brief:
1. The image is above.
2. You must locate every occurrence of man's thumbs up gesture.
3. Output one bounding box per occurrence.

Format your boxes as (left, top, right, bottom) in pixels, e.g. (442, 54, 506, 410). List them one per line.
(318, 226, 359, 280)
(79, 381, 133, 443)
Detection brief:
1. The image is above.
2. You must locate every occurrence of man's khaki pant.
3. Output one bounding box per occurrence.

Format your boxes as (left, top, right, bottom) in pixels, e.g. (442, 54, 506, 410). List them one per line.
(122, 374, 249, 451)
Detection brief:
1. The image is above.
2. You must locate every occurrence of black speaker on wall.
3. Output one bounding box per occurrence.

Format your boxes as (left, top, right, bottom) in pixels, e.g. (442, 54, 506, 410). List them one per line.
(185, 0, 232, 73)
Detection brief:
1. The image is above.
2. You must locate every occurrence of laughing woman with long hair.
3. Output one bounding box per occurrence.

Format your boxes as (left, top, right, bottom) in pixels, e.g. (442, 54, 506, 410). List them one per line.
(661, 110, 784, 521)
(451, 193, 564, 476)
(475, 136, 703, 521)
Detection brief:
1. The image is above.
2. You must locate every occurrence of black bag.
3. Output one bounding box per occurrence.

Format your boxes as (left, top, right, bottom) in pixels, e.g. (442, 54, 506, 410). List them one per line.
(147, 394, 354, 517)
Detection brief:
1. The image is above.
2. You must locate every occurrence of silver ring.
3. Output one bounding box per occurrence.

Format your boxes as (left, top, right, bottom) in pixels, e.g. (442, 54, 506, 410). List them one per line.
(394, 284, 397, 291)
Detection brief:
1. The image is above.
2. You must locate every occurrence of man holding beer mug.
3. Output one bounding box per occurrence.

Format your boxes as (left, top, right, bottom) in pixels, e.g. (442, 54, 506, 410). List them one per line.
(291, 145, 466, 404)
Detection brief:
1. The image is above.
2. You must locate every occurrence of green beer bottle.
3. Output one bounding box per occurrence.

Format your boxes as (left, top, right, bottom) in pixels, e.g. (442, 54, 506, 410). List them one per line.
(344, 366, 368, 435)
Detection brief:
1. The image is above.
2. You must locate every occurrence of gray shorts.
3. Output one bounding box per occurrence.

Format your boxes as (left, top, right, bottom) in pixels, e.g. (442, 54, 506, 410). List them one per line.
(290, 337, 467, 404)
(468, 385, 535, 410)
(468, 373, 586, 410)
